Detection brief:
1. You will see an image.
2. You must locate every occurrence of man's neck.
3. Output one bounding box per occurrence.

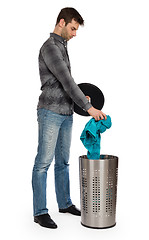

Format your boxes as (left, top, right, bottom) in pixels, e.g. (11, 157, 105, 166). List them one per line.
(53, 26, 62, 37)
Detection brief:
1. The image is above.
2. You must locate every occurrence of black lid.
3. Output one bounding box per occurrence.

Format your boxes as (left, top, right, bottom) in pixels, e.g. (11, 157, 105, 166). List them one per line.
(74, 83, 105, 116)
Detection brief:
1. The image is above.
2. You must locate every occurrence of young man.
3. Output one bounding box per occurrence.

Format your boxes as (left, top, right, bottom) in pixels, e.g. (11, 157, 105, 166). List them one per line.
(32, 7, 106, 229)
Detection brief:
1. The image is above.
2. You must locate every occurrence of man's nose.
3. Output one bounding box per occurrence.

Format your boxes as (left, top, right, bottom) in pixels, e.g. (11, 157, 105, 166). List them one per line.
(73, 31, 76, 37)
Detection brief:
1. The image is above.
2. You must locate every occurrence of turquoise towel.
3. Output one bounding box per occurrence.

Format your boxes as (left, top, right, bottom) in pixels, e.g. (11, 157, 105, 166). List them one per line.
(80, 116, 112, 159)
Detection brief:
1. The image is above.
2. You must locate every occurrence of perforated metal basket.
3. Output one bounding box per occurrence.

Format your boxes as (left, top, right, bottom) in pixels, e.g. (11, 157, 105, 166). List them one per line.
(79, 155, 118, 229)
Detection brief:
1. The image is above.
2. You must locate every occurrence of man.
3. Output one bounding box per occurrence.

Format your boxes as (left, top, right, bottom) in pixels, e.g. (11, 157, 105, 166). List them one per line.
(32, 7, 106, 229)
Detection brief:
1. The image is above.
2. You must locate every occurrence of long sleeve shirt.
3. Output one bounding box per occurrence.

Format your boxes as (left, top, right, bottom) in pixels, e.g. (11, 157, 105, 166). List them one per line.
(37, 33, 92, 115)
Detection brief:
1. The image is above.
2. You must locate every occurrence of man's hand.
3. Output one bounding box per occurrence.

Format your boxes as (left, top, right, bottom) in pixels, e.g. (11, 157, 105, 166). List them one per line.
(87, 106, 107, 121)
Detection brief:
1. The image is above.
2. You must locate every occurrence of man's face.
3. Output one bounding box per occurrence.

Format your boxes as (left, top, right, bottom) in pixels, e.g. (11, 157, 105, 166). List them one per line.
(61, 19, 79, 41)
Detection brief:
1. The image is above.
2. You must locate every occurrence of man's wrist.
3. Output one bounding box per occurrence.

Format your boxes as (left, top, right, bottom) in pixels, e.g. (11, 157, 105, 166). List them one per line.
(84, 102, 92, 112)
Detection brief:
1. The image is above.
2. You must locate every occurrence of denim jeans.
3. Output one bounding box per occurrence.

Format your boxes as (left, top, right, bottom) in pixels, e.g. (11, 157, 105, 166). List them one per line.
(32, 108, 73, 216)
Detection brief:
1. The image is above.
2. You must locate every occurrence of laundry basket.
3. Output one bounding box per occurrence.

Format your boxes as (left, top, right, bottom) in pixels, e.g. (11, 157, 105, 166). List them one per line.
(79, 155, 118, 229)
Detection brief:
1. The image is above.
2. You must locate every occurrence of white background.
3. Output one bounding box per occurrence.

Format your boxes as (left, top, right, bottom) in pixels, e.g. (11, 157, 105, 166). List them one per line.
(0, 0, 149, 239)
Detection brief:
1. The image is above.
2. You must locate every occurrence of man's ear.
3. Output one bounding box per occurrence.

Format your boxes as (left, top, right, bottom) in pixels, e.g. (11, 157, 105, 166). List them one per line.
(59, 19, 66, 28)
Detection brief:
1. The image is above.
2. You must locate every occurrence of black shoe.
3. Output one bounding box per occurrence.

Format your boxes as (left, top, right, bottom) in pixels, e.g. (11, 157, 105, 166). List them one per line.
(59, 204, 81, 216)
(34, 213, 57, 229)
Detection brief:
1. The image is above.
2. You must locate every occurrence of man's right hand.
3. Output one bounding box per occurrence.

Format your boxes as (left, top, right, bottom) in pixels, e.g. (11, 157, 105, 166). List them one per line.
(87, 106, 107, 121)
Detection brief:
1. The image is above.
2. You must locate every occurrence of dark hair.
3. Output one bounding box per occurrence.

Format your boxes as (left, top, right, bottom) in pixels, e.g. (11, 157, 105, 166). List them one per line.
(56, 7, 84, 26)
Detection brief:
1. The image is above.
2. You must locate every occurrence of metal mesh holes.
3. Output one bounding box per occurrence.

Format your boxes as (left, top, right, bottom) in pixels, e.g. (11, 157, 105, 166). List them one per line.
(106, 169, 114, 216)
(82, 168, 88, 213)
(92, 173, 100, 214)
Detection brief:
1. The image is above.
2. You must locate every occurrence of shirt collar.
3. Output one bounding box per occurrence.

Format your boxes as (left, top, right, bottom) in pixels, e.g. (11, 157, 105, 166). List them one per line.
(50, 33, 67, 48)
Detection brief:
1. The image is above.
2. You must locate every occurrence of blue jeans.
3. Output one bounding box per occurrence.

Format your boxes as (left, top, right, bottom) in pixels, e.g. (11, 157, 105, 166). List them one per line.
(32, 108, 73, 216)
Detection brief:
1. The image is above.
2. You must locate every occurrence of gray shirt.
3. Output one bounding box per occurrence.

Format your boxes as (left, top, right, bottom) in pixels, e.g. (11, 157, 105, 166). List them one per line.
(37, 33, 92, 115)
